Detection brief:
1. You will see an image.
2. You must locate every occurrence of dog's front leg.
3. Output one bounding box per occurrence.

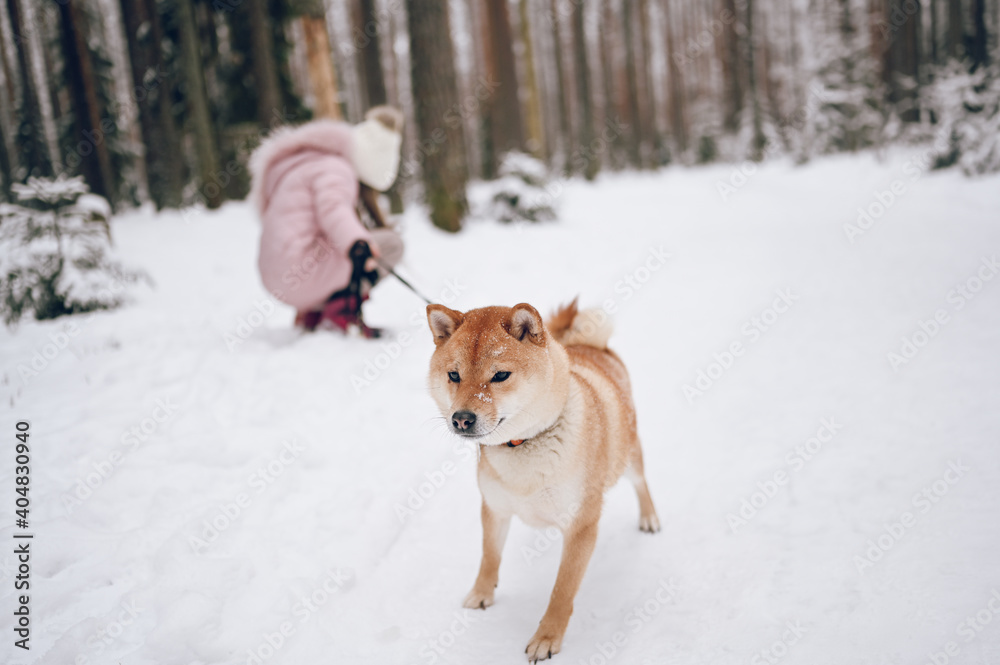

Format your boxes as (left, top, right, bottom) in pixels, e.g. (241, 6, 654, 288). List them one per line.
(463, 499, 510, 609)
(525, 520, 598, 662)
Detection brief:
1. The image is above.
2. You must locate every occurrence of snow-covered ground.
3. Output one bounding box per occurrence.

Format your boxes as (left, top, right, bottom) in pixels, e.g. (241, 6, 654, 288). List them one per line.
(3, 151, 1000, 665)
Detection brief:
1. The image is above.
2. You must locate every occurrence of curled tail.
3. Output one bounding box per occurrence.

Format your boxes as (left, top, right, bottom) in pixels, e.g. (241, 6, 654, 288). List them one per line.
(546, 298, 614, 349)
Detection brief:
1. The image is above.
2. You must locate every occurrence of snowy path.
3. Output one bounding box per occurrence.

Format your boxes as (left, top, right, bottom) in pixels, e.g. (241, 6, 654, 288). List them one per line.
(2, 151, 1000, 665)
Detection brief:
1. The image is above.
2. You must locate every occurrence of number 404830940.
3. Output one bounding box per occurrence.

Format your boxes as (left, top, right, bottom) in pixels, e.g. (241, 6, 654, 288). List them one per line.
(15, 421, 29, 527)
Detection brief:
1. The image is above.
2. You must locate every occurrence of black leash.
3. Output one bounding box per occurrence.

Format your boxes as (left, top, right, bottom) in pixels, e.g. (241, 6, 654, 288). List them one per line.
(376, 258, 434, 305)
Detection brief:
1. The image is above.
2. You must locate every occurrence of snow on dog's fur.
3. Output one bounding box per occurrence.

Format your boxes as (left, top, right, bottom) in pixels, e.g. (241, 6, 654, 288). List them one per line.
(426, 299, 659, 662)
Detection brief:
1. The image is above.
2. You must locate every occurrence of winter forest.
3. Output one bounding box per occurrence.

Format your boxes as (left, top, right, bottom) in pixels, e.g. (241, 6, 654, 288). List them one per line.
(1, 0, 998, 229)
(3, 0, 1000, 664)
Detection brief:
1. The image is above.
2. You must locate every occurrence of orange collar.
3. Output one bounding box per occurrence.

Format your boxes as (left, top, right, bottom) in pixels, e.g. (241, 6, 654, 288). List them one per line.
(506, 439, 525, 448)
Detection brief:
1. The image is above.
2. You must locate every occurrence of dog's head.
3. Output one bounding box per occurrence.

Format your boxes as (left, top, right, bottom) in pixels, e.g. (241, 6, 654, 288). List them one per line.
(426, 303, 566, 446)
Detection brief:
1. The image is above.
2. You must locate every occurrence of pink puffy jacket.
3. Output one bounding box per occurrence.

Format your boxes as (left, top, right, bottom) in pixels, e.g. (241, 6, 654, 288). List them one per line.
(249, 120, 372, 310)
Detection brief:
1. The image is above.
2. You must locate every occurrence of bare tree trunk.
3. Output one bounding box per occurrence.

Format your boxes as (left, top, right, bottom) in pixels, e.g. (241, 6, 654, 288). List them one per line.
(519, 0, 546, 158)
(405, 0, 469, 232)
(177, 0, 222, 208)
(247, 0, 282, 127)
(571, 0, 597, 179)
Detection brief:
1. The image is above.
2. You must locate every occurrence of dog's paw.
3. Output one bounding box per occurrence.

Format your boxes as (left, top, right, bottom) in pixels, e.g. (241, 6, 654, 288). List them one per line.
(462, 587, 495, 610)
(525, 629, 563, 662)
(639, 513, 661, 533)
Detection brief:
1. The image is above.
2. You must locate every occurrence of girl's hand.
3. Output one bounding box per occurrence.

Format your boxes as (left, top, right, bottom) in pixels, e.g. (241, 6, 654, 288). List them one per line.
(365, 240, 381, 272)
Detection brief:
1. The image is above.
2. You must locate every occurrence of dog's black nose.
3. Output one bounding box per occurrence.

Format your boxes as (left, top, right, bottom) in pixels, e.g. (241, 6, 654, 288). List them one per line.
(452, 411, 477, 432)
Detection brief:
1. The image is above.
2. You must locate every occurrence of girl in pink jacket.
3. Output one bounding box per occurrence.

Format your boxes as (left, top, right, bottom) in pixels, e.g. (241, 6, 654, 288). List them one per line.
(249, 106, 404, 335)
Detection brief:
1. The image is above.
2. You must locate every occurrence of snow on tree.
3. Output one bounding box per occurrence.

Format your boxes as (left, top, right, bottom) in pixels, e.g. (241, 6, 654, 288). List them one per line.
(0, 175, 144, 325)
(469, 152, 557, 223)
(926, 64, 1000, 176)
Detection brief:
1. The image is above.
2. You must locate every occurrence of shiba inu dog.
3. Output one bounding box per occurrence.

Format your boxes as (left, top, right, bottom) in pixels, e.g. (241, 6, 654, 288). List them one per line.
(426, 299, 659, 662)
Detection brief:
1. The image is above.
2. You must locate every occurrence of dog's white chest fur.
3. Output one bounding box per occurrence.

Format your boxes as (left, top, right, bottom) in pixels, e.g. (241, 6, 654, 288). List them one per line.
(478, 389, 585, 528)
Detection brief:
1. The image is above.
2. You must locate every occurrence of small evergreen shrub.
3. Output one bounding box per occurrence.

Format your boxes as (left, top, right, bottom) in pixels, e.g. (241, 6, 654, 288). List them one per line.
(0, 176, 144, 326)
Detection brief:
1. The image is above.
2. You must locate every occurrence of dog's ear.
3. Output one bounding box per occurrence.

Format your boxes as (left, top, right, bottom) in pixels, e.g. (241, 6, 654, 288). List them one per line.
(506, 303, 545, 345)
(427, 305, 464, 346)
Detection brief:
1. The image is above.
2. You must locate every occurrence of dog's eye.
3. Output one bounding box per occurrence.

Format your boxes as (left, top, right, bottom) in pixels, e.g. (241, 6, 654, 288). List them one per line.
(491, 371, 511, 383)
(448, 371, 461, 383)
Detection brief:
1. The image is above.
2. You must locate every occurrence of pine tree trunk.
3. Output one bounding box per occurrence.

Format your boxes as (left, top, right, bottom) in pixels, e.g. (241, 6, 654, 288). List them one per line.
(176, 0, 222, 208)
(886, 0, 921, 121)
(599, 0, 622, 168)
(352, 0, 403, 213)
(0, 110, 10, 197)
(622, 0, 644, 166)
(946, 0, 964, 59)
(662, 0, 688, 155)
(7, 0, 51, 178)
(247, 0, 282, 127)
(744, 0, 766, 159)
(571, 0, 597, 179)
(301, 14, 341, 119)
(0, 4, 16, 192)
(969, 0, 987, 66)
(405, 0, 469, 232)
(720, 0, 744, 133)
(60, 0, 116, 199)
(929, 0, 939, 64)
(120, 0, 183, 208)
(519, 0, 546, 158)
(638, 0, 664, 163)
(356, 0, 388, 108)
(550, 0, 574, 173)
(481, 0, 525, 177)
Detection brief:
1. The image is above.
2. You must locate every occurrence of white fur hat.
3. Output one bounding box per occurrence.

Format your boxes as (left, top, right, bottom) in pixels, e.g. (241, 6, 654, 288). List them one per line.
(350, 106, 404, 192)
